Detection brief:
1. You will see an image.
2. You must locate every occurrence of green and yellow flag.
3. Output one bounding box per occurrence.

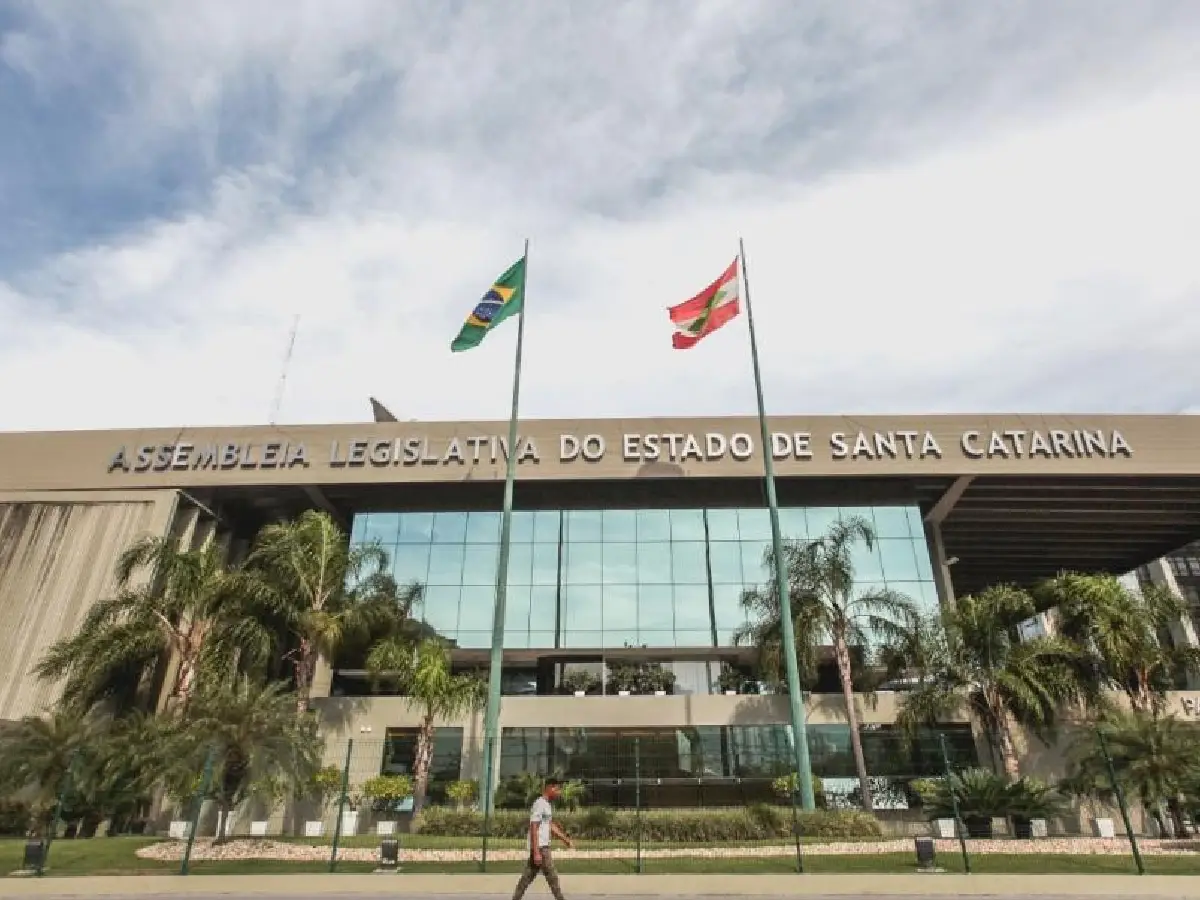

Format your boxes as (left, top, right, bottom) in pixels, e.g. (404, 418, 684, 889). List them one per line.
(451, 257, 526, 352)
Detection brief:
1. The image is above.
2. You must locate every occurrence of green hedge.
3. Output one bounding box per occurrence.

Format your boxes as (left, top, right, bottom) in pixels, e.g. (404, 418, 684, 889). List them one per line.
(413, 804, 882, 842)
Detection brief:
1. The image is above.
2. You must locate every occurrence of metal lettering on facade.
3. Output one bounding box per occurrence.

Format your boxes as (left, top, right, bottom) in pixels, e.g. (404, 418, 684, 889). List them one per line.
(105, 428, 1133, 474)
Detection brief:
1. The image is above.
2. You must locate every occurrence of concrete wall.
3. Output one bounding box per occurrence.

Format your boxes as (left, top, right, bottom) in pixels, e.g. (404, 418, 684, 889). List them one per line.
(0, 490, 179, 720)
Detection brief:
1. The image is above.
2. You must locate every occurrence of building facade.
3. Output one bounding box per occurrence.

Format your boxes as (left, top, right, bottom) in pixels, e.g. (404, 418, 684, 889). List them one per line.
(2, 413, 1200, 807)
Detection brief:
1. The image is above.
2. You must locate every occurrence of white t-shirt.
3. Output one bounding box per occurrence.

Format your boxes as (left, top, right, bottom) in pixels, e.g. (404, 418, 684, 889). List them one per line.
(528, 796, 553, 849)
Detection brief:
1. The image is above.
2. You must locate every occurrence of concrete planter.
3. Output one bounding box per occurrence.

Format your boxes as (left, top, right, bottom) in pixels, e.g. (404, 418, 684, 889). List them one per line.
(573, 691, 586, 697)
(168, 821, 192, 840)
(618, 690, 631, 696)
(1094, 817, 1115, 838)
(250, 821, 269, 837)
(376, 820, 396, 836)
(340, 811, 359, 837)
(304, 821, 324, 838)
(934, 818, 956, 838)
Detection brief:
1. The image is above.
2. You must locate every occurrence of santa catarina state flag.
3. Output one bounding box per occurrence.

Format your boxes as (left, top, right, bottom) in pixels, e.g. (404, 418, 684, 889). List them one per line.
(451, 256, 526, 352)
(668, 258, 740, 349)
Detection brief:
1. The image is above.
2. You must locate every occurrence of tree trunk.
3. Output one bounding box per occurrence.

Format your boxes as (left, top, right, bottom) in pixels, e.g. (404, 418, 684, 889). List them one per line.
(411, 714, 436, 815)
(172, 653, 198, 709)
(833, 634, 873, 811)
(214, 802, 230, 845)
(295, 642, 314, 715)
(985, 691, 1021, 779)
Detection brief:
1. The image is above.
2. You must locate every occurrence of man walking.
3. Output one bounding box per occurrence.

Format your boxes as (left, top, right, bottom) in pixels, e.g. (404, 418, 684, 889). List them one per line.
(512, 777, 574, 900)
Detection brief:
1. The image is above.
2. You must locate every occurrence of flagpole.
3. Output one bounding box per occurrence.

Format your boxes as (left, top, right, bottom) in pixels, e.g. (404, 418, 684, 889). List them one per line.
(480, 238, 529, 817)
(738, 236, 816, 810)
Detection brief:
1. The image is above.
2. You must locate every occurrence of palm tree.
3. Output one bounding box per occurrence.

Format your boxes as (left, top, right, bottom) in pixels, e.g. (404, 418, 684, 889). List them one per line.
(162, 676, 322, 842)
(0, 709, 92, 829)
(366, 636, 483, 814)
(896, 585, 1082, 779)
(734, 515, 917, 811)
(1061, 711, 1200, 837)
(1036, 572, 1200, 714)
(34, 537, 269, 713)
(240, 510, 402, 714)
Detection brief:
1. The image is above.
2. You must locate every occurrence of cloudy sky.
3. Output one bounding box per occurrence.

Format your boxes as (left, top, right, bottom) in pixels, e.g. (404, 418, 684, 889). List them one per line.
(1, 1, 1198, 431)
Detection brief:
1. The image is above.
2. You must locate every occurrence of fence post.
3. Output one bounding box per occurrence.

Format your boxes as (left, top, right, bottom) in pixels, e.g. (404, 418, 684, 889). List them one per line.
(328, 739, 354, 873)
(38, 751, 77, 876)
(634, 737, 642, 874)
(938, 733, 970, 875)
(1096, 726, 1144, 875)
(480, 736, 493, 873)
(181, 748, 216, 876)
(790, 774, 804, 874)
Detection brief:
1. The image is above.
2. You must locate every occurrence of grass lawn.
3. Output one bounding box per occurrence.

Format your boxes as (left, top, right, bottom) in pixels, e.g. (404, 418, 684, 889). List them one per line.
(1, 837, 1198, 877)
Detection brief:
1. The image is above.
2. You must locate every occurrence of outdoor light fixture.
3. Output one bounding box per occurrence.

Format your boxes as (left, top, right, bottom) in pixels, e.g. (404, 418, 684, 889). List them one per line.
(914, 836, 937, 871)
(378, 838, 400, 871)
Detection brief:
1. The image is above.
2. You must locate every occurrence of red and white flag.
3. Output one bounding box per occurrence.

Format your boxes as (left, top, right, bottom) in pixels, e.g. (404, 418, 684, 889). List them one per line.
(668, 258, 741, 349)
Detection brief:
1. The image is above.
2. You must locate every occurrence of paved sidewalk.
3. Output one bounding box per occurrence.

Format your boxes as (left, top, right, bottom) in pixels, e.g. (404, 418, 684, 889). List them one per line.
(0, 873, 1199, 898)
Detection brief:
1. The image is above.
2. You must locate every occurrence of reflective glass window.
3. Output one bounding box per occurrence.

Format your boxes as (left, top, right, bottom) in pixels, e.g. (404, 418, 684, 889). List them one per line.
(466, 511, 500, 543)
(671, 542, 707, 584)
(603, 509, 637, 542)
(636, 542, 672, 584)
(778, 507, 808, 540)
(711, 583, 746, 631)
(639, 629, 675, 648)
(423, 585, 460, 633)
(428, 544, 465, 585)
(533, 510, 560, 544)
(431, 511, 468, 544)
(706, 509, 740, 541)
(673, 584, 711, 631)
(740, 541, 770, 586)
(871, 506, 911, 539)
(566, 510, 602, 542)
(850, 540, 885, 582)
(502, 585, 530, 631)
(638, 585, 674, 631)
(531, 542, 560, 586)
(460, 585, 495, 632)
(737, 508, 772, 542)
(912, 541, 934, 581)
(350, 515, 368, 542)
(878, 539, 919, 582)
(670, 509, 705, 541)
(360, 513, 398, 546)
(709, 542, 743, 584)
(462, 544, 499, 586)
(805, 506, 838, 538)
(565, 585, 603, 631)
(603, 542, 637, 584)
(510, 511, 535, 543)
(637, 509, 671, 542)
(566, 542, 602, 584)
(507, 543, 533, 586)
(391, 544, 431, 586)
(398, 512, 435, 544)
(528, 586, 558, 627)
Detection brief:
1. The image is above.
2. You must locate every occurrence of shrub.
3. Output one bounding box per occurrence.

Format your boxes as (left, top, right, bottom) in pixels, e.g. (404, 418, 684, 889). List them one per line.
(770, 773, 826, 807)
(445, 779, 477, 809)
(0, 800, 30, 836)
(923, 768, 1068, 821)
(413, 806, 882, 841)
(361, 775, 414, 813)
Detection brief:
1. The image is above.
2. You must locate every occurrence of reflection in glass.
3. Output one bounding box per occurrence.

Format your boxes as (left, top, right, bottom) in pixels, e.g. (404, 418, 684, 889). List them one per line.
(637, 509, 671, 542)
(871, 506, 911, 539)
(428, 544, 466, 585)
(878, 539, 918, 582)
(566, 510, 602, 542)
(398, 512, 435, 544)
(638, 585, 674, 631)
(737, 508, 771, 542)
(360, 513, 399, 547)
(565, 585, 602, 631)
(709, 542, 743, 585)
(603, 542, 637, 584)
(466, 511, 501, 543)
(533, 510, 560, 544)
(566, 542, 603, 584)
(636, 542, 672, 584)
(671, 542, 707, 584)
(674, 584, 712, 631)
(432, 511, 468, 544)
(461, 545, 499, 586)
(603, 509, 637, 542)
(531, 542, 560, 585)
(670, 509, 705, 541)
(392, 544, 431, 586)
(706, 509, 740, 541)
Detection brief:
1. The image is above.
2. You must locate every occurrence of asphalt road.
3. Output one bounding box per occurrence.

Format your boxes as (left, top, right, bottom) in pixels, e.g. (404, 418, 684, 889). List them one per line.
(19, 895, 1198, 900)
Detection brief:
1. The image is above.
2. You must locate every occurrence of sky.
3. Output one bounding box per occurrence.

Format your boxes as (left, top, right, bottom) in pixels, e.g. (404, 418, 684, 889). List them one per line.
(1, 0, 1198, 431)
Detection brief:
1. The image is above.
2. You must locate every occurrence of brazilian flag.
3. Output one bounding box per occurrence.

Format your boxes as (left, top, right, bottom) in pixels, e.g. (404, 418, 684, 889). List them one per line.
(451, 257, 526, 352)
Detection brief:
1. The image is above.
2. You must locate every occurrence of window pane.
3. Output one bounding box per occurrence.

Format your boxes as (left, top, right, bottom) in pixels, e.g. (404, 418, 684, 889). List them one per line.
(740, 541, 770, 585)
(638, 585, 674, 630)
(670, 509, 705, 541)
(603, 509, 637, 542)
(566, 542, 603, 584)
(712, 583, 746, 631)
(510, 511, 535, 543)
(603, 585, 638, 633)
(878, 539, 919, 582)
(851, 540, 885, 582)
(566, 510, 602, 542)
(462, 544, 499, 586)
(456, 632, 491, 649)
(502, 585, 530, 631)
(674, 584, 712, 631)
(423, 585, 460, 633)
(904, 506, 924, 540)
(528, 586, 558, 628)
(460, 585, 495, 632)
(392, 544, 431, 586)
(778, 507, 808, 540)
(639, 629, 675, 648)
(566, 585, 602, 630)
(428, 544, 465, 585)
(564, 630, 603, 649)
(603, 542, 637, 584)
(350, 514, 368, 543)
(871, 506, 912, 539)
(805, 506, 838, 538)
(637, 509, 671, 542)
(465, 511, 500, 543)
(360, 513, 399, 546)
(432, 512, 468, 543)
(507, 543, 533, 586)
(738, 508, 771, 542)
(710, 541, 743, 584)
(671, 542, 708, 584)
(707, 509, 740, 540)
(676, 630, 711, 648)
(912, 540, 934, 581)
(636, 542, 672, 584)
(533, 510, 560, 543)
(531, 542, 560, 585)
(398, 512, 435, 544)
(529, 631, 556, 649)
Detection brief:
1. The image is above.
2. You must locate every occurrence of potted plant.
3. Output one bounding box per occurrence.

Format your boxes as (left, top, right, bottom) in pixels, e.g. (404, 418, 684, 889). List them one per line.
(716, 666, 743, 696)
(562, 670, 600, 697)
(164, 772, 203, 840)
(922, 769, 1067, 839)
(304, 766, 342, 838)
(247, 775, 284, 838)
(649, 664, 676, 696)
(607, 662, 639, 696)
(445, 779, 478, 811)
(361, 774, 414, 836)
(771, 772, 826, 808)
(340, 791, 363, 837)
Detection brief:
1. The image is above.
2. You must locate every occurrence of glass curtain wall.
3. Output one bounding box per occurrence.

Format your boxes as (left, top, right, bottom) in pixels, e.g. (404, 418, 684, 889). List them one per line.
(350, 505, 937, 651)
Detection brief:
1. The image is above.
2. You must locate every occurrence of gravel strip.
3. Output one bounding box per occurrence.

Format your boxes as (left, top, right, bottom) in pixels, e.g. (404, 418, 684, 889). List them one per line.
(136, 837, 1200, 863)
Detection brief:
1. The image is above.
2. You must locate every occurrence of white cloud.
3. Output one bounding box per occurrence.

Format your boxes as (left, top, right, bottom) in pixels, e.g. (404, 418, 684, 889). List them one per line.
(1, 2, 1198, 430)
